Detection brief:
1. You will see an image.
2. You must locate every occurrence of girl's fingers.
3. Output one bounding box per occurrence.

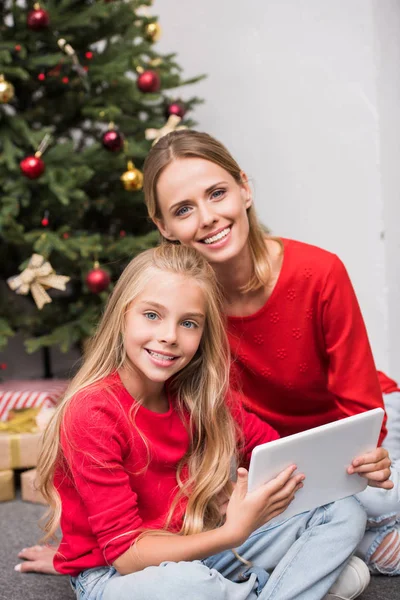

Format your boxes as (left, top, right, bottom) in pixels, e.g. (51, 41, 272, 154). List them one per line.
(16, 560, 59, 575)
(268, 475, 304, 504)
(268, 465, 297, 488)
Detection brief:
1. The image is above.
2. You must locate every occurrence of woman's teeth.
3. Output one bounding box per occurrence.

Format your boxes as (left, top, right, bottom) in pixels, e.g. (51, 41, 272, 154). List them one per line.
(203, 227, 230, 244)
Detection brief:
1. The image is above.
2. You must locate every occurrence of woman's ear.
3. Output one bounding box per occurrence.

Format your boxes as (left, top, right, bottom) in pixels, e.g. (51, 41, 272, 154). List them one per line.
(239, 171, 252, 209)
(154, 217, 178, 242)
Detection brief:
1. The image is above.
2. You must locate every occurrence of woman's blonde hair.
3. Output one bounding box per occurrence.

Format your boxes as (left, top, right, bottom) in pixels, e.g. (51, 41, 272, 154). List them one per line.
(143, 129, 271, 293)
(38, 244, 239, 541)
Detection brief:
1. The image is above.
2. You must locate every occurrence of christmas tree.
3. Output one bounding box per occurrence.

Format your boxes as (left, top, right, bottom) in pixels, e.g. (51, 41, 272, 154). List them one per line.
(0, 0, 203, 356)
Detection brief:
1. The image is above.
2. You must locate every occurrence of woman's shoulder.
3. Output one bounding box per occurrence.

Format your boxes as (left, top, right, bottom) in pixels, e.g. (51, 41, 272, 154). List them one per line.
(281, 237, 342, 272)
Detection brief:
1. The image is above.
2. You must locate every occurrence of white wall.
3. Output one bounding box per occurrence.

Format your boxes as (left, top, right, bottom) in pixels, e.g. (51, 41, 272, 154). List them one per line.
(156, 0, 400, 380)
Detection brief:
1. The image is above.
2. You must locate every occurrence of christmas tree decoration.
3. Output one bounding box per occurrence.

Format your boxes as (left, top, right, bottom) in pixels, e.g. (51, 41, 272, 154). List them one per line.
(20, 155, 45, 179)
(41, 210, 49, 227)
(7, 254, 70, 310)
(27, 4, 50, 31)
(166, 100, 186, 119)
(1, 0, 202, 356)
(0, 75, 15, 104)
(57, 38, 88, 84)
(145, 22, 162, 43)
(102, 126, 124, 152)
(120, 161, 144, 191)
(137, 70, 160, 93)
(19, 133, 50, 179)
(145, 115, 187, 146)
(86, 263, 111, 294)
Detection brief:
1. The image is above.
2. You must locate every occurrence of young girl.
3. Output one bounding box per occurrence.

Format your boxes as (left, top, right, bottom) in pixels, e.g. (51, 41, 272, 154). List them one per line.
(29, 244, 367, 599)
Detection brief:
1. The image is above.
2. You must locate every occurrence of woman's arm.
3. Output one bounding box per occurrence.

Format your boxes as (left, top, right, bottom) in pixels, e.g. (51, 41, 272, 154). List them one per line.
(321, 256, 391, 487)
(113, 465, 304, 575)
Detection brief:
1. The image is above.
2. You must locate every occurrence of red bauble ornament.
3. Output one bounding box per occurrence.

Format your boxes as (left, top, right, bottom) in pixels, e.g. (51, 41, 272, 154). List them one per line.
(38, 73, 46, 81)
(137, 70, 161, 93)
(20, 155, 45, 179)
(85, 51, 93, 60)
(166, 101, 186, 119)
(41, 217, 49, 226)
(27, 7, 50, 31)
(15, 45, 22, 52)
(102, 129, 124, 152)
(86, 267, 110, 293)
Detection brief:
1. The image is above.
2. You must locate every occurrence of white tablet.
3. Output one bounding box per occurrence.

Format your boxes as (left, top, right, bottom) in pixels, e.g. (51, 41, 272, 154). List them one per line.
(248, 408, 384, 523)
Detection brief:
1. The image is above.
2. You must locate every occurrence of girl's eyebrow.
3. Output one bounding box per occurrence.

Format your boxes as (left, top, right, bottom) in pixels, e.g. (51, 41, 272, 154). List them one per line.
(138, 300, 205, 320)
(168, 181, 229, 213)
(137, 300, 165, 310)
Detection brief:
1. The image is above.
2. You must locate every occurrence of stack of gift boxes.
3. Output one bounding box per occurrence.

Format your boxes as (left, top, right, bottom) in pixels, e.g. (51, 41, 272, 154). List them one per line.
(0, 379, 68, 503)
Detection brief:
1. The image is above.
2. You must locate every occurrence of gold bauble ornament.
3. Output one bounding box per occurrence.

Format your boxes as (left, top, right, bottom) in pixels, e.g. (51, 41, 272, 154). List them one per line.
(0, 74, 15, 104)
(145, 22, 162, 42)
(120, 161, 144, 191)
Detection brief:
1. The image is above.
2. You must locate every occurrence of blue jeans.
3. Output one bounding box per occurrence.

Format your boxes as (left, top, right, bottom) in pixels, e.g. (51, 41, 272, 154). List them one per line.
(356, 392, 400, 574)
(71, 496, 366, 600)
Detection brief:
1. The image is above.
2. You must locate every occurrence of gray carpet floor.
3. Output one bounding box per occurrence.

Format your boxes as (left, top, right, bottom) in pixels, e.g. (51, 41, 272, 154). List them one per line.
(1, 495, 400, 600)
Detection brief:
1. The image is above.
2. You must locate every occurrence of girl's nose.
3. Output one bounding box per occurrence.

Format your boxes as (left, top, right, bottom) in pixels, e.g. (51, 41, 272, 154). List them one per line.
(158, 324, 178, 345)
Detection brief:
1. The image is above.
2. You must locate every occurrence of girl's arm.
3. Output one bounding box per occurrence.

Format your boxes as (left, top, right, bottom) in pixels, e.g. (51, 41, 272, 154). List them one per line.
(321, 256, 391, 488)
(113, 465, 304, 575)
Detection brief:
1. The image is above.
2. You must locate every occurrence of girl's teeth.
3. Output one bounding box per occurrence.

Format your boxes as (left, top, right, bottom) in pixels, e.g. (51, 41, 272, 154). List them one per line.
(149, 351, 174, 361)
(203, 227, 230, 244)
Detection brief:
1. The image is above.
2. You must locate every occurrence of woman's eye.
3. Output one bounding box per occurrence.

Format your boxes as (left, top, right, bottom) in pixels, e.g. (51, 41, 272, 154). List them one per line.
(181, 320, 197, 329)
(210, 188, 225, 200)
(144, 312, 158, 321)
(176, 205, 191, 217)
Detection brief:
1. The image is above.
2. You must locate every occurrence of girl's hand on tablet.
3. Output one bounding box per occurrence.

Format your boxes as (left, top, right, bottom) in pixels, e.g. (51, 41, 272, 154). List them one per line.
(223, 465, 304, 547)
(348, 447, 393, 489)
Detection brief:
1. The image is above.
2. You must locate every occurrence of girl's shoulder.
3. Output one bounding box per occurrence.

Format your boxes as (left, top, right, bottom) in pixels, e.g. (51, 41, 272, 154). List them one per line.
(65, 373, 130, 426)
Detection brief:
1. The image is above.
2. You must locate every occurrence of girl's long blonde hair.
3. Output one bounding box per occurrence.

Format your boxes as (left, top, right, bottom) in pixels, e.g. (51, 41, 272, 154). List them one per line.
(38, 244, 239, 541)
(143, 129, 271, 293)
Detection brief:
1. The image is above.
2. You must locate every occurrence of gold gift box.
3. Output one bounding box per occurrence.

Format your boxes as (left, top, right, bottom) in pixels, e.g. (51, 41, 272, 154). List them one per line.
(0, 431, 42, 470)
(0, 407, 50, 470)
(0, 469, 15, 502)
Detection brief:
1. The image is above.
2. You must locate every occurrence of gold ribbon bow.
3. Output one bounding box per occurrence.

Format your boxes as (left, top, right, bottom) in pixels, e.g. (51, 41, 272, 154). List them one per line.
(0, 407, 40, 434)
(7, 253, 70, 310)
(145, 115, 187, 146)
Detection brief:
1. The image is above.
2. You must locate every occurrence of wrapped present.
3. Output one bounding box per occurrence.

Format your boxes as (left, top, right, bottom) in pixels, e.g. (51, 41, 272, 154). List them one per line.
(0, 469, 15, 502)
(0, 379, 68, 421)
(21, 468, 46, 505)
(0, 406, 55, 470)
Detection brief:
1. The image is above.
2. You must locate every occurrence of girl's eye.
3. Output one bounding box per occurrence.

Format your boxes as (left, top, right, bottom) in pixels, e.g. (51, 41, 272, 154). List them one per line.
(210, 188, 225, 200)
(176, 205, 191, 217)
(181, 320, 197, 329)
(144, 312, 159, 321)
